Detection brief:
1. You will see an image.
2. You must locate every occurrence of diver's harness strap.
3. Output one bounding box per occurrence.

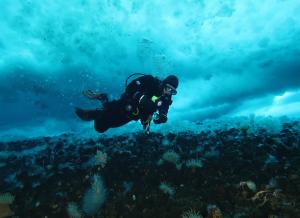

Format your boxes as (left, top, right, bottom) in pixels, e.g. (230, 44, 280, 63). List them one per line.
(138, 95, 146, 104)
(131, 107, 139, 116)
(125, 94, 161, 116)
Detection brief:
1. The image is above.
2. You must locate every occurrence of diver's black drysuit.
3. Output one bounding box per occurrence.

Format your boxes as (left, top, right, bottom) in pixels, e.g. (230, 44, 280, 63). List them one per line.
(76, 75, 173, 133)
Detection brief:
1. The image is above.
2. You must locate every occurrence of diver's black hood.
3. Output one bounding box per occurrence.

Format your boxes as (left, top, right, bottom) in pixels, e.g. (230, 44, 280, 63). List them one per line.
(162, 75, 179, 89)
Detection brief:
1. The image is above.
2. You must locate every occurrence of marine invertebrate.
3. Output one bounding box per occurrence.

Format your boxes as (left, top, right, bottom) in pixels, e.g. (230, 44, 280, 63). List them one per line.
(162, 150, 180, 164)
(159, 182, 175, 197)
(0, 193, 15, 204)
(0, 193, 14, 218)
(186, 158, 203, 168)
(264, 154, 279, 167)
(252, 190, 275, 207)
(207, 204, 222, 218)
(251, 189, 294, 210)
(238, 180, 257, 198)
(66, 202, 82, 218)
(158, 150, 182, 169)
(95, 150, 108, 168)
(181, 209, 203, 218)
(82, 174, 107, 215)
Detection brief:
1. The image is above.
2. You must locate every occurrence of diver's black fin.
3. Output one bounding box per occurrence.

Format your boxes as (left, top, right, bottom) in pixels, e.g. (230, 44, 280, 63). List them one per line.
(97, 93, 109, 104)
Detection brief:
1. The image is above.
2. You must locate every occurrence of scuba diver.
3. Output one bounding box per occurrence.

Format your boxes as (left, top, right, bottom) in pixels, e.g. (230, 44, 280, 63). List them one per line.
(75, 74, 179, 134)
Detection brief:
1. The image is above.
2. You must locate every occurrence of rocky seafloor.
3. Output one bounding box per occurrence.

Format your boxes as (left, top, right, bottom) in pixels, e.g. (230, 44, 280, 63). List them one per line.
(0, 121, 300, 218)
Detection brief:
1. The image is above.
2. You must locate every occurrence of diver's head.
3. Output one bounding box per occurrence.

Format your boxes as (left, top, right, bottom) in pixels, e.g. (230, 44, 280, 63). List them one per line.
(162, 75, 178, 95)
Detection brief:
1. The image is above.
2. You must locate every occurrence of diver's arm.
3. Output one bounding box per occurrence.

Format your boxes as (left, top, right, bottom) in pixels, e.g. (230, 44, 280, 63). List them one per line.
(83, 90, 107, 100)
(153, 96, 172, 124)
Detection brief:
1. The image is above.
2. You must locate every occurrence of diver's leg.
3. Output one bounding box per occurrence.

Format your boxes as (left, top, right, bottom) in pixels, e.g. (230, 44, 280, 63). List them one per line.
(94, 114, 131, 133)
(93, 99, 132, 133)
(75, 107, 103, 121)
(94, 119, 109, 133)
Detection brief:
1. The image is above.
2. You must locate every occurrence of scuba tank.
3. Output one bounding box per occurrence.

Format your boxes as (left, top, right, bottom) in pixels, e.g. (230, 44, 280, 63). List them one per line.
(122, 73, 146, 119)
(124, 73, 146, 89)
(124, 73, 154, 133)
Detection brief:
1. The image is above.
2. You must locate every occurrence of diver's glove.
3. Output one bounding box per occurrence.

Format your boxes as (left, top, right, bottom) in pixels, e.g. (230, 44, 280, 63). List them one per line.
(153, 113, 167, 124)
(138, 95, 156, 114)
